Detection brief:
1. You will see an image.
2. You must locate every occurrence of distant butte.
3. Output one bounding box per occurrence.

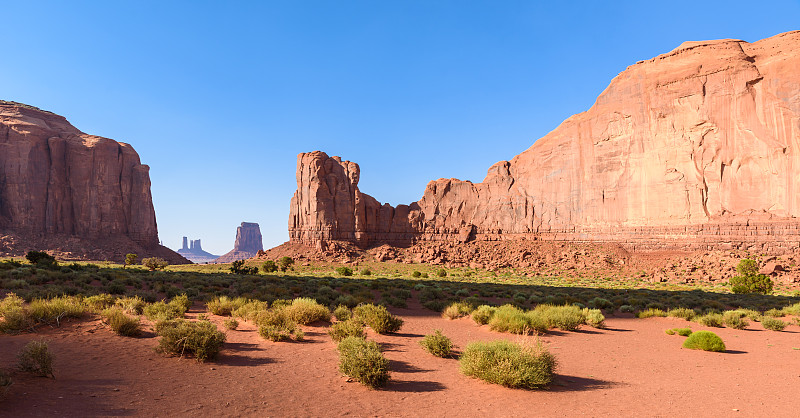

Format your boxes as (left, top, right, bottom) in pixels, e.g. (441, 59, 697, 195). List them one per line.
(288, 31, 800, 254)
(215, 222, 264, 263)
(177, 237, 220, 264)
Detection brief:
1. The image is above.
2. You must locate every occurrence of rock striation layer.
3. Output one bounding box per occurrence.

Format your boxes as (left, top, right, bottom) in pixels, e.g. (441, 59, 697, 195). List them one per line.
(0, 101, 187, 263)
(215, 222, 264, 262)
(289, 31, 800, 253)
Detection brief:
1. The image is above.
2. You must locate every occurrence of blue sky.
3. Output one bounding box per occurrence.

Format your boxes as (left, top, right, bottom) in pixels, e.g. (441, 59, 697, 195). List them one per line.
(2, 1, 798, 255)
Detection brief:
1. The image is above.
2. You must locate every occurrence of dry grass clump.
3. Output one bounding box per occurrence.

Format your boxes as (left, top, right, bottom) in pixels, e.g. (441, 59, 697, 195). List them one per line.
(682, 330, 725, 352)
(337, 336, 389, 388)
(333, 305, 352, 321)
(488, 305, 546, 334)
(284, 297, 331, 324)
(420, 330, 453, 357)
(582, 308, 606, 328)
(637, 308, 667, 318)
(101, 307, 141, 337)
(223, 318, 239, 330)
(696, 312, 724, 328)
(471, 305, 497, 325)
(155, 319, 226, 362)
(535, 305, 585, 331)
(761, 316, 787, 331)
(442, 301, 475, 320)
(353, 304, 403, 334)
(460, 339, 556, 389)
(144, 295, 190, 321)
(721, 310, 749, 330)
(232, 300, 269, 322)
(206, 296, 248, 316)
(17, 340, 54, 378)
(114, 296, 146, 315)
(666, 307, 696, 321)
(665, 327, 693, 336)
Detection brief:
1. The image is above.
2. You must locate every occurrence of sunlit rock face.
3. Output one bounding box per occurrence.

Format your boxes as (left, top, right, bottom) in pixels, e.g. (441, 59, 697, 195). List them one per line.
(289, 31, 800, 253)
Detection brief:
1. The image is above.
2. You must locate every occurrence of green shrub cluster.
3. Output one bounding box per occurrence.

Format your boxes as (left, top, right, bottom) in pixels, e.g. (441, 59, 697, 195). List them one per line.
(682, 330, 725, 352)
(337, 336, 389, 388)
(460, 340, 556, 389)
(442, 301, 475, 320)
(665, 327, 692, 336)
(229, 260, 259, 275)
(420, 330, 453, 357)
(637, 308, 667, 318)
(206, 296, 248, 316)
(333, 305, 352, 321)
(143, 295, 190, 321)
(328, 319, 366, 342)
(696, 313, 724, 328)
(353, 304, 403, 334)
(729, 259, 773, 294)
(284, 298, 331, 324)
(335, 266, 353, 276)
(223, 318, 239, 330)
(667, 307, 696, 320)
(142, 257, 169, 271)
(155, 319, 226, 361)
(471, 305, 497, 325)
(721, 311, 749, 330)
(761, 317, 786, 331)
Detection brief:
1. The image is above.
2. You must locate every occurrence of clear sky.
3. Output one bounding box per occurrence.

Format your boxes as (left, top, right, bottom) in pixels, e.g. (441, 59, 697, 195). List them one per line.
(2, 1, 798, 255)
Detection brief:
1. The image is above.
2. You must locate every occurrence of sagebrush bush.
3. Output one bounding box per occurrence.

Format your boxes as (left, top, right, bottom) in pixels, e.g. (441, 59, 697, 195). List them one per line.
(156, 319, 226, 361)
(101, 307, 141, 337)
(442, 301, 474, 320)
(582, 308, 605, 328)
(206, 296, 248, 316)
(489, 305, 547, 334)
(328, 319, 366, 342)
(696, 313, 724, 328)
(764, 308, 784, 318)
(436, 268, 448, 278)
(337, 336, 389, 388)
(460, 340, 556, 389)
(115, 296, 146, 315)
(285, 298, 331, 324)
(353, 304, 403, 334)
(637, 308, 667, 318)
(27, 296, 87, 325)
(667, 307, 696, 321)
(761, 317, 786, 331)
(144, 295, 190, 321)
(333, 305, 352, 321)
(722, 311, 749, 330)
(335, 266, 353, 276)
(536, 305, 584, 331)
(17, 340, 54, 377)
(471, 305, 496, 325)
(420, 330, 453, 357)
(256, 307, 301, 341)
(0, 293, 33, 333)
(84, 294, 116, 311)
(223, 318, 239, 330)
(232, 300, 269, 322)
(682, 330, 725, 352)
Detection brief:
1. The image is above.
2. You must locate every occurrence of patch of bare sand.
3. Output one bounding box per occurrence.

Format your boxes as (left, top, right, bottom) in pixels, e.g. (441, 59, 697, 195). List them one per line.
(2, 305, 799, 417)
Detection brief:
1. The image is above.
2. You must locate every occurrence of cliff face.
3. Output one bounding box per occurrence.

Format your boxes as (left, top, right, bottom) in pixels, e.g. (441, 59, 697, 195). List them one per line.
(289, 31, 800, 252)
(215, 222, 264, 262)
(0, 101, 187, 263)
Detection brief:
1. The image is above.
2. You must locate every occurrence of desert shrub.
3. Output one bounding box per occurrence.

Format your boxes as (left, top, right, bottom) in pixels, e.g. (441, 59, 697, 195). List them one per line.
(333, 305, 352, 321)
(328, 319, 366, 342)
(27, 296, 87, 325)
(262, 260, 278, 273)
(619, 305, 635, 313)
(337, 336, 389, 388)
(588, 297, 613, 310)
(420, 330, 453, 358)
(259, 324, 294, 342)
(489, 305, 547, 334)
(737, 309, 762, 322)
(764, 308, 784, 318)
(582, 308, 605, 328)
(682, 330, 725, 352)
(156, 319, 226, 361)
(335, 266, 353, 276)
(472, 305, 496, 325)
(277, 256, 294, 272)
(360, 268, 372, 276)
(666, 327, 693, 336)
(353, 304, 403, 334)
(696, 313, 724, 328)
(0, 369, 11, 399)
(436, 268, 447, 278)
(124, 253, 138, 268)
(84, 294, 116, 311)
(144, 300, 186, 322)
(782, 302, 800, 316)
(206, 296, 248, 316)
(729, 259, 773, 294)
(637, 308, 667, 318)
(101, 307, 141, 337)
(460, 339, 556, 389)
(0, 294, 33, 333)
(26, 251, 58, 269)
(442, 301, 474, 320)
(667, 307, 696, 321)
(761, 317, 787, 331)
(722, 311, 749, 330)
(411, 271, 421, 278)
(665, 328, 676, 335)
(17, 340, 54, 377)
(142, 257, 169, 271)
(232, 300, 269, 322)
(256, 308, 300, 342)
(223, 318, 239, 330)
(229, 260, 258, 275)
(535, 305, 584, 331)
(285, 298, 331, 324)
(115, 296, 146, 315)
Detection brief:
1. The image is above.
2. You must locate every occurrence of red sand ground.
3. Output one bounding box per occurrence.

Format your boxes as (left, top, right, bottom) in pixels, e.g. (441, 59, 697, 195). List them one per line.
(2, 303, 799, 417)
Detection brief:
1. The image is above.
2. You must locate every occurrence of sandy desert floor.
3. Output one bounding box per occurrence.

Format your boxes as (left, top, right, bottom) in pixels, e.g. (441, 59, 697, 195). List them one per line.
(2, 301, 800, 417)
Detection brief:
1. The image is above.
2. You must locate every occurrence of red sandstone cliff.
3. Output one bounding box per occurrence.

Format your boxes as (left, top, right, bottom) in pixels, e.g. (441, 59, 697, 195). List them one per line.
(0, 101, 187, 263)
(289, 31, 800, 253)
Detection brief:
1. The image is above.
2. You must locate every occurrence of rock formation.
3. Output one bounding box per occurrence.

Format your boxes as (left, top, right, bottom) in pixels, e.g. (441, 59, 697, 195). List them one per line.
(289, 31, 800, 253)
(177, 236, 220, 263)
(0, 101, 187, 263)
(215, 222, 264, 262)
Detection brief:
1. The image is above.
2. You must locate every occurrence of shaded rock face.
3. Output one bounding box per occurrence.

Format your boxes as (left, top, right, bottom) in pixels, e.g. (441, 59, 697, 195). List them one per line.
(289, 31, 800, 253)
(0, 101, 187, 263)
(215, 222, 263, 262)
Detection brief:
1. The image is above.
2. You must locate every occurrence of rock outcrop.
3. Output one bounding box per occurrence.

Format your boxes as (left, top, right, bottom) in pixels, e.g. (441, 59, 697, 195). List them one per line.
(215, 222, 264, 262)
(289, 31, 800, 253)
(177, 237, 219, 263)
(0, 101, 187, 263)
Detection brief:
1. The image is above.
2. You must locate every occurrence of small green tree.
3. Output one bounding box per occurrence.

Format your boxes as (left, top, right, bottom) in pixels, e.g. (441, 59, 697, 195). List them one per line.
(277, 256, 294, 272)
(25, 251, 58, 269)
(142, 257, 169, 271)
(262, 260, 278, 273)
(124, 253, 138, 269)
(230, 260, 258, 275)
(729, 259, 773, 294)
